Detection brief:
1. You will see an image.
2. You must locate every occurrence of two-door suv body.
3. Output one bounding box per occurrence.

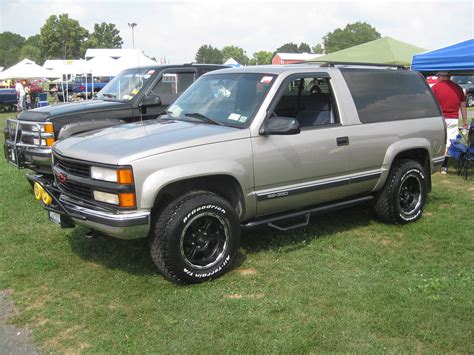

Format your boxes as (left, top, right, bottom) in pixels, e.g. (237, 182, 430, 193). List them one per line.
(32, 63, 446, 283)
(4, 64, 227, 175)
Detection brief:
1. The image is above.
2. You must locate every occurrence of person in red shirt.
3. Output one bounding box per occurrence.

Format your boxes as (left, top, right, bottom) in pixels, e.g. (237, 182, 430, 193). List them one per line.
(431, 72, 468, 174)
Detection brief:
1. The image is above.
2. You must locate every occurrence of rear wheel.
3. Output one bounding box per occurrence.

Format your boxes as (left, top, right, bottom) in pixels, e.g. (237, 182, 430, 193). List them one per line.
(374, 159, 427, 224)
(150, 191, 240, 284)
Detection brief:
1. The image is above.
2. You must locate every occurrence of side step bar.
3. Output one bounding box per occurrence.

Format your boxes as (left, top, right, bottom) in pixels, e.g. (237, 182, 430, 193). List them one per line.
(241, 195, 373, 231)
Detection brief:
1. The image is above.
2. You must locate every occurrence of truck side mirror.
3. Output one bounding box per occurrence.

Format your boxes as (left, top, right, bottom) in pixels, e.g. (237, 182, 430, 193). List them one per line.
(260, 116, 301, 135)
(140, 94, 162, 107)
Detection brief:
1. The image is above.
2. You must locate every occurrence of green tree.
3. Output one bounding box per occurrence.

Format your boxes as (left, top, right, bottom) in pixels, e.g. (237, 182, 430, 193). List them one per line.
(195, 45, 223, 64)
(312, 44, 324, 54)
(20, 35, 43, 64)
(85, 22, 123, 49)
(0, 31, 25, 67)
(39, 14, 89, 59)
(276, 42, 299, 53)
(249, 51, 273, 65)
(298, 42, 311, 53)
(221, 45, 248, 65)
(323, 21, 381, 53)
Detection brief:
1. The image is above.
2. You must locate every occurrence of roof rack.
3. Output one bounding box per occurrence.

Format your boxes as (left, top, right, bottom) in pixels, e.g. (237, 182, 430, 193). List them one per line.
(299, 61, 406, 70)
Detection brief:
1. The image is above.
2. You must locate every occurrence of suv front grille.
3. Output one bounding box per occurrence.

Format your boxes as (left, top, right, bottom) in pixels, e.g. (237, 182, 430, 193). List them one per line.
(56, 157, 90, 178)
(58, 180, 92, 200)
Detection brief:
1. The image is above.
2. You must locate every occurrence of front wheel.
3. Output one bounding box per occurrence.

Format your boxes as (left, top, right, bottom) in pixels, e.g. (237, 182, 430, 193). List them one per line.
(150, 191, 240, 284)
(374, 159, 427, 224)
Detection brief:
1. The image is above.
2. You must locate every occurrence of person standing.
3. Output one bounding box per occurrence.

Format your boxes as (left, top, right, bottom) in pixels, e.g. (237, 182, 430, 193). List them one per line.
(15, 80, 25, 111)
(431, 72, 468, 174)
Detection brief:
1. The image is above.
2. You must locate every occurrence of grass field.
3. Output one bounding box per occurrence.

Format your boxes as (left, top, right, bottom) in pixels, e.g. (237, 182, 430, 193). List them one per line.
(0, 112, 473, 353)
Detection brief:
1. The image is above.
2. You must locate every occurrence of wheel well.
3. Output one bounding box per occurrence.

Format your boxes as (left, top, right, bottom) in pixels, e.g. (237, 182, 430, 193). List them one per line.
(392, 148, 432, 192)
(153, 175, 245, 218)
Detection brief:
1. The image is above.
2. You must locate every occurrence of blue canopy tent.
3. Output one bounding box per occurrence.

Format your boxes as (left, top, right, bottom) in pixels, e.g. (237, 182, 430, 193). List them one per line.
(411, 39, 474, 74)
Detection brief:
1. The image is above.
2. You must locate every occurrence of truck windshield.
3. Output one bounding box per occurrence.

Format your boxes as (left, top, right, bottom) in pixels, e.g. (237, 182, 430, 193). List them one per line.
(165, 73, 276, 128)
(97, 68, 156, 101)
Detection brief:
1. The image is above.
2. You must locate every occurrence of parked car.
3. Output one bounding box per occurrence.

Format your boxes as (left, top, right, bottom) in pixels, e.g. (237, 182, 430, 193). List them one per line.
(0, 88, 17, 112)
(31, 63, 445, 284)
(452, 75, 474, 107)
(4, 64, 228, 175)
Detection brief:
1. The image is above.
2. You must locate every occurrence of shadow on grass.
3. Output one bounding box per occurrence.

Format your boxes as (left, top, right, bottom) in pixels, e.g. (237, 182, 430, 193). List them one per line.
(240, 203, 373, 255)
(65, 203, 375, 276)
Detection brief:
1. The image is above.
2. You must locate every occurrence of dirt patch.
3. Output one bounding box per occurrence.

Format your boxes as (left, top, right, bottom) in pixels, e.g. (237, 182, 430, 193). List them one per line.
(224, 293, 264, 300)
(0, 289, 40, 354)
(237, 268, 257, 276)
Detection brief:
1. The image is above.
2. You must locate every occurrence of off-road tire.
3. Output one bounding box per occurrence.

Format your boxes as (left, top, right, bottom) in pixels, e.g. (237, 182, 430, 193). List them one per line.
(374, 159, 427, 224)
(150, 191, 240, 284)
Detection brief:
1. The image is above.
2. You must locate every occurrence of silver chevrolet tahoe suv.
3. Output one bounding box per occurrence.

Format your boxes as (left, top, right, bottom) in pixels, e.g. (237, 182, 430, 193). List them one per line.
(32, 63, 446, 284)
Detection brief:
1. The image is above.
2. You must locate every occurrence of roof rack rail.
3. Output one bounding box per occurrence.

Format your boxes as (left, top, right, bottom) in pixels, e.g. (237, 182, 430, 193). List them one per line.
(299, 60, 406, 70)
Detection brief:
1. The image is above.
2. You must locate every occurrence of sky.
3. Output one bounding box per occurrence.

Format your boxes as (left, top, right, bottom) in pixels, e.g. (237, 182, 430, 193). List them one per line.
(0, 0, 473, 63)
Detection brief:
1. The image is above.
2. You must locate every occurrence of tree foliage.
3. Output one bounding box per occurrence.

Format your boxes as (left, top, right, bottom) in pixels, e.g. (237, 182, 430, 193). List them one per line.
(276, 42, 299, 53)
(86, 22, 123, 49)
(39, 14, 89, 59)
(323, 21, 381, 53)
(195, 45, 223, 64)
(298, 42, 311, 53)
(312, 44, 323, 54)
(221, 45, 248, 65)
(249, 51, 273, 65)
(0, 31, 25, 67)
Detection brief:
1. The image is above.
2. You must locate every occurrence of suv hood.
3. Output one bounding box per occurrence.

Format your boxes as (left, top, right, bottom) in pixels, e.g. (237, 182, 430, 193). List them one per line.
(17, 100, 129, 122)
(53, 119, 249, 165)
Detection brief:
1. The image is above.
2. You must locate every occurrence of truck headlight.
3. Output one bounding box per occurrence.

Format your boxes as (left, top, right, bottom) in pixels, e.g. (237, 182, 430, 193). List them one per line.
(91, 166, 134, 184)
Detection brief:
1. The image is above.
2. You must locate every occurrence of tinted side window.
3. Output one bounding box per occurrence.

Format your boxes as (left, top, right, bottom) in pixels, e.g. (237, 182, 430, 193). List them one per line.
(149, 71, 196, 105)
(341, 69, 440, 123)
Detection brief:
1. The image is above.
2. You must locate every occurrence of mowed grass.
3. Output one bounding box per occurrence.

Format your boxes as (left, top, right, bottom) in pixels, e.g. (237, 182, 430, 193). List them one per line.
(0, 112, 473, 353)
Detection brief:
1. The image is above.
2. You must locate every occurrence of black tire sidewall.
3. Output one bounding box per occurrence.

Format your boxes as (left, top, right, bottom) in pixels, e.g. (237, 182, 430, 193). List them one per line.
(392, 164, 426, 223)
(153, 192, 240, 283)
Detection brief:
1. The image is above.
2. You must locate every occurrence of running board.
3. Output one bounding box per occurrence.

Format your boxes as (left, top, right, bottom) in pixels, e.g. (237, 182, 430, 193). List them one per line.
(241, 195, 373, 231)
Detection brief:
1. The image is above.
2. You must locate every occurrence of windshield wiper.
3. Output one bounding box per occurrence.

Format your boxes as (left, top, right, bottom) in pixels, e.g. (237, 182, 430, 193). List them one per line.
(184, 112, 224, 126)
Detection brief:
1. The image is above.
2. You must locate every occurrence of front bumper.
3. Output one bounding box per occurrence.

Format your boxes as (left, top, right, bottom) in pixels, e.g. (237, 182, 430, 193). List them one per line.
(29, 175, 151, 240)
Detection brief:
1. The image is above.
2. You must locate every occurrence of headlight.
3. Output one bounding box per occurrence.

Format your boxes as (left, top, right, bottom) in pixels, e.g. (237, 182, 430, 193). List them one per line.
(90, 166, 134, 184)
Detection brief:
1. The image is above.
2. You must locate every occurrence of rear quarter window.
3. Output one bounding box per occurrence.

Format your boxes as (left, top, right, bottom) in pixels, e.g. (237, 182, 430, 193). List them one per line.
(341, 69, 441, 123)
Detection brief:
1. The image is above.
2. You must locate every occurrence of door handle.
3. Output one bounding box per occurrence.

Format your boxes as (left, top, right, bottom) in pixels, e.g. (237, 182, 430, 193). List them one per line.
(336, 136, 349, 146)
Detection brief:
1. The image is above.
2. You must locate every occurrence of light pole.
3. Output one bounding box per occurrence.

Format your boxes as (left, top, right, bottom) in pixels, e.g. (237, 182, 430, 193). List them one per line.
(128, 22, 137, 49)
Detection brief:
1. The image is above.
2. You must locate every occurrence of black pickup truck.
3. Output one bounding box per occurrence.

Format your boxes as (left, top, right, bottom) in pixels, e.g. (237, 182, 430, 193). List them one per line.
(4, 64, 228, 175)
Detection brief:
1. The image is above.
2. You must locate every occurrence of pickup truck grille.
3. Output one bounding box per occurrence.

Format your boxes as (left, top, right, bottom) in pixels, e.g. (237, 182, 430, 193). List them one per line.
(56, 158, 90, 178)
(58, 180, 93, 200)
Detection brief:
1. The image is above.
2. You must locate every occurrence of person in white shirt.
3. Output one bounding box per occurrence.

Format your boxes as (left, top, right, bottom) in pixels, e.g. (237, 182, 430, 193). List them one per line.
(15, 80, 25, 111)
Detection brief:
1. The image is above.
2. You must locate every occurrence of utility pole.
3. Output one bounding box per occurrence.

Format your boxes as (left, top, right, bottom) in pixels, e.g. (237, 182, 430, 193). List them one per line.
(128, 22, 137, 49)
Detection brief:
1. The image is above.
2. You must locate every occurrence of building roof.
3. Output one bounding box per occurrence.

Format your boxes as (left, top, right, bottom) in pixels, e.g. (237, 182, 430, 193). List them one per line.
(276, 53, 323, 61)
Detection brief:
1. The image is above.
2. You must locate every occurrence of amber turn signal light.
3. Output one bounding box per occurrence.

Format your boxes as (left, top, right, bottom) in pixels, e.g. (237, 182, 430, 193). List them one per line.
(119, 193, 136, 208)
(117, 169, 134, 184)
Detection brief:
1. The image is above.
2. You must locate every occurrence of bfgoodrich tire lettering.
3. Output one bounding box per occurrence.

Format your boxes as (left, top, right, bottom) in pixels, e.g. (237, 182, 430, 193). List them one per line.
(150, 191, 240, 284)
(374, 159, 427, 224)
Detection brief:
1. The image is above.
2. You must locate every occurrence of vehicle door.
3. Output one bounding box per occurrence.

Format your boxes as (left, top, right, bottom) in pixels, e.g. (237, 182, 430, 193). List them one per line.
(252, 73, 351, 216)
(138, 68, 198, 120)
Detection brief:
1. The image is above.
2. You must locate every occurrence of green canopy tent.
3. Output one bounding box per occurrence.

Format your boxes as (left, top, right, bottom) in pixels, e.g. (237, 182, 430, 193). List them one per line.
(311, 37, 426, 68)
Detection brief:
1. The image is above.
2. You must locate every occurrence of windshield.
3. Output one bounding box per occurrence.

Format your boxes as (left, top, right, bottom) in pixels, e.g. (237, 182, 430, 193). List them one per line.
(452, 75, 474, 85)
(165, 73, 275, 128)
(97, 68, 156, 101)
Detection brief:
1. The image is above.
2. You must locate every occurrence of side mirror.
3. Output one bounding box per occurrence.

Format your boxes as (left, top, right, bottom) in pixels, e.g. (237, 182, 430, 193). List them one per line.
(260, 116, 300, 135)
(140, 94, 162, 107)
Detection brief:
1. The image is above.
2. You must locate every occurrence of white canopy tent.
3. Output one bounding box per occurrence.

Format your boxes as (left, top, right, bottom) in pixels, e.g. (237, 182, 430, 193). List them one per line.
(84, 55, 121, 77)
(0, 58, 57, 80)
(43, 59, 88, 77)
(115, 53, 157, 71)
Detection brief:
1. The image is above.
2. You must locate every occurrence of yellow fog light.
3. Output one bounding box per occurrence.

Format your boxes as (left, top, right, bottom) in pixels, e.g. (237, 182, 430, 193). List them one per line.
(34, 182, 44, 200)
(41, 190, 53, 205)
